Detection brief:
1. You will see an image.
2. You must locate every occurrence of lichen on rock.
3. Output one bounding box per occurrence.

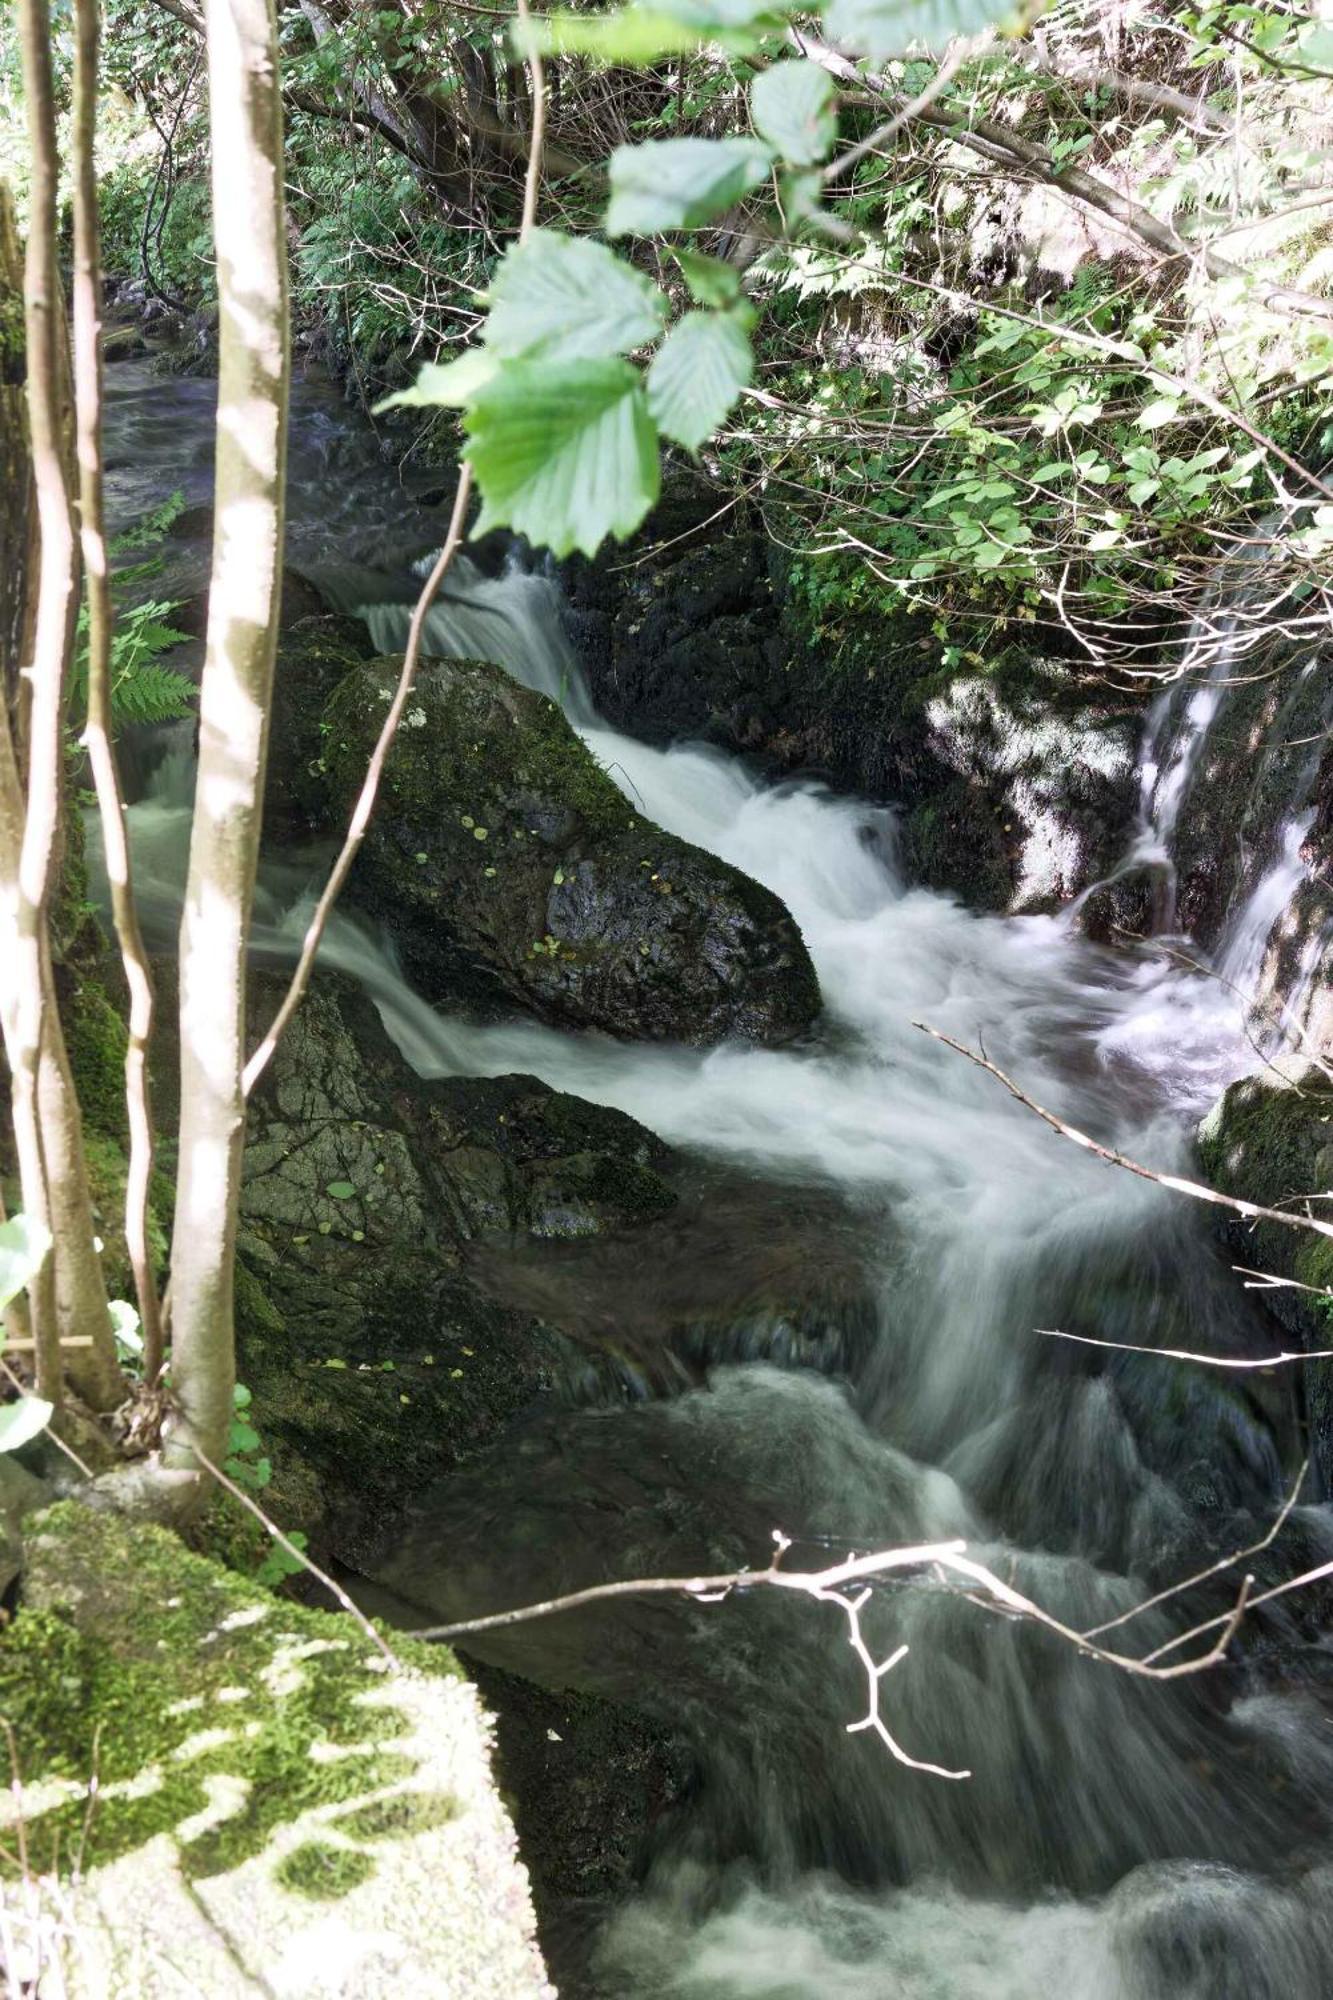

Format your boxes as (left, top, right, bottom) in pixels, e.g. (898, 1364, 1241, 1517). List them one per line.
(0, 1502, 551, 1999)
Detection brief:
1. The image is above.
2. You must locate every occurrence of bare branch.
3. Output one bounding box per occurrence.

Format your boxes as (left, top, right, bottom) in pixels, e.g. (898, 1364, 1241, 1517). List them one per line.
(1039, 1327, 1333, 1369)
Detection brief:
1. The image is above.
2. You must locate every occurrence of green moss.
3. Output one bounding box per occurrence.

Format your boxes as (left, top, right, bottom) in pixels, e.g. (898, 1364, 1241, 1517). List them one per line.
(324, 656, 634, 845)
(0, 1502, 464, 1885)
(1198, 1071, 1333, 1308)
(63, 982, 130, 1140)
(275, 1839, 378, 1899)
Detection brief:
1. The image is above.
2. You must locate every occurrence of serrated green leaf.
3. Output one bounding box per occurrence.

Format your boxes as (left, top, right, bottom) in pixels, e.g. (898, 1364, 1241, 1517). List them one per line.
(674, 248, 743, 307)
(0, 1213, 49, 1314)
(750, 60, 837, 167)
(486, 230, 667, 363)
(228, 1421, 263, 1454)
(823, 0, 1020, 59)
(374, 350, 498, 413)
(467, 358, 661, 558)
(606, 137, 772, 237)
(0, 1396, 53, 1453)
(647, 311, 753, 450)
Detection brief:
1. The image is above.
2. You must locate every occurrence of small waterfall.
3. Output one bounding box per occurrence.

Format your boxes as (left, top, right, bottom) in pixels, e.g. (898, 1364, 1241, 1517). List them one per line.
(94, 356, 1333, 1999)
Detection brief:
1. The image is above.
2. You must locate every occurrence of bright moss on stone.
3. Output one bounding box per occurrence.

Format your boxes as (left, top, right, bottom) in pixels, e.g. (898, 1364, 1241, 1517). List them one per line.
(0, 1504, 550, 1996)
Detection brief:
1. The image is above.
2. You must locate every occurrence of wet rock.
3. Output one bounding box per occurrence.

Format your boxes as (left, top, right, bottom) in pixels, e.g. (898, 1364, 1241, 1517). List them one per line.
(317, 653, 820, 1044)
(1197, 1070, 1333, 1489)
(903, 662, 1139, 912)
(235, 971, 674, 1560)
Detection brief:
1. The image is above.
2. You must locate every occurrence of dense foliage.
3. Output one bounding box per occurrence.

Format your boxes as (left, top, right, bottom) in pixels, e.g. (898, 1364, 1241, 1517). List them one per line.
(6, 0, 1332, 671)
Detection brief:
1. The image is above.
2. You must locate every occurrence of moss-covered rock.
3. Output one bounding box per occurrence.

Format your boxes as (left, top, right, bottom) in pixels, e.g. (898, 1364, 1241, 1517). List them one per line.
(317, 654, 820, 1044)
(1198, 1071, 1333, 1486)
(0, 1502, 550, 1998)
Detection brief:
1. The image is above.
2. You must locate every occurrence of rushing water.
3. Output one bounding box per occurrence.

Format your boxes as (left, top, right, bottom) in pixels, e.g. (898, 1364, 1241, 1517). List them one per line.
(102, 358, 1333, 1998)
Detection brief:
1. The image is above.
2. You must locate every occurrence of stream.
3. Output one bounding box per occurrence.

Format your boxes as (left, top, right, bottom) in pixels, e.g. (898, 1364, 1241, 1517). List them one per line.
(103, 355, 1333, 1997)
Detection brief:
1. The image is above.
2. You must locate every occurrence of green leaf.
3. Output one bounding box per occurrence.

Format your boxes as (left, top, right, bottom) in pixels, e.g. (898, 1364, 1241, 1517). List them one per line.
(606, 137, 772, 237)
(1137, 397, 1181, 430)
(674, 248, 743, 308)
(0, 1396, 53, 1454)
(375, 350, 499, 412)
(233, 1383, 253, 1409)
(486, 230, 667, 363)
(228, 1421, 263, 1455)
(647, 311, 754, 450)
(750, 60, 837, 167)
(514, 0, 778, 62)
(823, 0, 1020, 59)
(0, 1213, 49, 1314)
(516, 8, 712, 63)
(466, 358, 661, 558)
(325, 1181, 356, 1200)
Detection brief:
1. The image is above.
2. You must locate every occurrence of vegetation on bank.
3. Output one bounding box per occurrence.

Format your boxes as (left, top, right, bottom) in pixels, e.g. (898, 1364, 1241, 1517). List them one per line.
(7, 1, 1333, 673)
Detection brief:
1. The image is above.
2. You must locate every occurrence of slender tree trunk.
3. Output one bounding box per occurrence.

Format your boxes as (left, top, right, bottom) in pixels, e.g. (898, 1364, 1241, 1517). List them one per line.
(8, 0, 119, 1406)
(165, 0, 289, 1469)
(0, 182, 36, 736)
(71, 0, 166, 1384)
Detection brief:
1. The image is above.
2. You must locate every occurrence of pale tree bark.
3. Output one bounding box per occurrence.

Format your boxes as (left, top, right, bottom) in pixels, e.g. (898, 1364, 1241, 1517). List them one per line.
(0, 182, 36, 733)
(6, 0, 120, 1408)
(165, 0, 289, 1470)
(71, 0, 167, 1384)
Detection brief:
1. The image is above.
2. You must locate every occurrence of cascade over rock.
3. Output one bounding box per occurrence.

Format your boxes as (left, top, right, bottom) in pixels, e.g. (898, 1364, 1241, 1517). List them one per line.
(561, 472, 1142, 913)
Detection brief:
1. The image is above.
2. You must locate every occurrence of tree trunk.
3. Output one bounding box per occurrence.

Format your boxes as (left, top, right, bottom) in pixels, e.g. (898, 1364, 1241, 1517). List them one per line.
(0, 182, 36, 733)
(165, 0, 289, 1471)
(7, 0, 118, 1406)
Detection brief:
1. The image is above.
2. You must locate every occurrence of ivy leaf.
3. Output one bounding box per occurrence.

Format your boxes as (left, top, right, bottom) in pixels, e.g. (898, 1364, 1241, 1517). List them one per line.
(375, 349, 498, 412)
(606, 137, 772, 237)
(750, 60, 837, 167)
(0, 1213, 49, 1314)
(466, 358, 661, 558)
(674, 248, 743, 308)
(486, 230, 667, 363)
(822, 0, 1019, 59)
(647, 311, 753, 450)
(0, 1396, 54, 1454)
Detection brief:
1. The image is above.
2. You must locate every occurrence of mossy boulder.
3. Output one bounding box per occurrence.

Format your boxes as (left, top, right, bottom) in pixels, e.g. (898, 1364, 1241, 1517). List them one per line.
(1198, 1071, 1333, 1486)
(0, 1502, 550, 1998)
(236, 972, 679, 1561)
(317, 654, 820, 1044)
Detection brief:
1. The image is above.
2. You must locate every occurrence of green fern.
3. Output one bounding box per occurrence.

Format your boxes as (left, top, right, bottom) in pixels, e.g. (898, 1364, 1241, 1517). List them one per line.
(109, 658, 196, 726)
(70, 494, 196, 731)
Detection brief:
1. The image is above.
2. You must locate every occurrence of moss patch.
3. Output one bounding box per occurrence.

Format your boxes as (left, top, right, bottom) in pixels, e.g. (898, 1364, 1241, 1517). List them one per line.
(0, 1504, 549, 1996)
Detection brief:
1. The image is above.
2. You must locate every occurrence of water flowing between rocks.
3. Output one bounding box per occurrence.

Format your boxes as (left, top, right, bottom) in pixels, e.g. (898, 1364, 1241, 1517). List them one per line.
(100, 358, 1333, 1998)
